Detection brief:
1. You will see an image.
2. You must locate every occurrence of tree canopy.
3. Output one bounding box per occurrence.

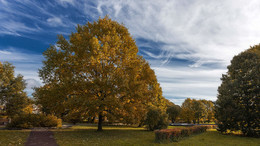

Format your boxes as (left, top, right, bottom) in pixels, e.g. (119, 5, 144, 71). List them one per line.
(35, 17, 167, 131)
(0, 62, 30, 118)
(180, 98, 214, 124)
(215, 45, 260, 137)
(166, 104, 181, 123)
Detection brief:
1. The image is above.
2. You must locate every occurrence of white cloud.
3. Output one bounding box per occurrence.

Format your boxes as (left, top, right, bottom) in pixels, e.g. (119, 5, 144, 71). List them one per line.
(0, 48, 43, 62)
(25, 78, 42, 97)
(47, 17, 64, 27)
(151, 66, 226, 105)
(0, 50, 11, 55)
(58, 0, 75, 6)
(96, 0, 260, 66)
(0, 1, 76, 36)
(0, 0, 7, 5)
(0, 20, 39, 36)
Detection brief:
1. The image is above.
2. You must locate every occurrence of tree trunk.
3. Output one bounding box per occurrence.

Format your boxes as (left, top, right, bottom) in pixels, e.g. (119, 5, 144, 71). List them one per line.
(91, 117, 95, 123)
(193, 120, 196, 124)
(97, 112, 103, 131)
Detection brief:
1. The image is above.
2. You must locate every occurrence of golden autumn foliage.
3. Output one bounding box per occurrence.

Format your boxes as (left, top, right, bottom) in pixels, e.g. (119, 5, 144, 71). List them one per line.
(34, 17, 167, 131)
(180, 98, 214, 124)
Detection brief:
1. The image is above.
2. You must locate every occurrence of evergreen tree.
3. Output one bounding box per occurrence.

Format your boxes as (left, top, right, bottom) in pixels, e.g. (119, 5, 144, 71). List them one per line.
(215, 45, 260, 137)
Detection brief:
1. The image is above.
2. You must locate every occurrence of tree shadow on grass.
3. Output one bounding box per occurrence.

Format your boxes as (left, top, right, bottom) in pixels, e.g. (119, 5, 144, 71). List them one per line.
(53, 128, 156, 145)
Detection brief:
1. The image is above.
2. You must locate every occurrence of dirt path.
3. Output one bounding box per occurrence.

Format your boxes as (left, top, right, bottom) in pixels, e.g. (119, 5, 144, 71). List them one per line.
(25, 128, 58, 146)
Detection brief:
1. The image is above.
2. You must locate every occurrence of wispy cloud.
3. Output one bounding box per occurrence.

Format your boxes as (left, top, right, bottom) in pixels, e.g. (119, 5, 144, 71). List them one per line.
(0, 0, 76, 37)
(0, 20, 39, 36)
(96, 0, 260, 66)
(92, 0, 260, 104)
(58, 0, 75, 6)
(47, 17, 64, 27)
(151, 65, 226, 105)
(1, 0, 260, 104)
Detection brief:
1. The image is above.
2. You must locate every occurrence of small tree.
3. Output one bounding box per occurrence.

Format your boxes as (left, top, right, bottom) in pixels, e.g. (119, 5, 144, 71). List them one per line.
(180, 98, 194, 123)
(201, 100, 214, 123)
(146, 107, 168, 131)
(166, 105, 181, 123)
(215, 45, 260, 137)
(0, 62, 30, 119)
(192, 99, 205, 124)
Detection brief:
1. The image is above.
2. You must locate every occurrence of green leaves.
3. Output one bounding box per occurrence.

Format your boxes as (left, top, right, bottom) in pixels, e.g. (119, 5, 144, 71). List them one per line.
(166, 104, 181, 123)
(0, 62, 30, 118)
(215, 45, 260, 137)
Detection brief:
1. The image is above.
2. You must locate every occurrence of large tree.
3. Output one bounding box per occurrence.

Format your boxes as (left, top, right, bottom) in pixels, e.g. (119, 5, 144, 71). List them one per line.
(215, 45, 260, 137)
(35, 17, 166, 131)
(0, 62, 30, 118)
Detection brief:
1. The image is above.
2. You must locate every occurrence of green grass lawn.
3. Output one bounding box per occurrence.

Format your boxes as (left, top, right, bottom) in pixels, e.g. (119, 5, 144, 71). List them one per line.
(0, 125, 258, 146)
(53, 125, 260, 146)
(0, 129, 30, 145)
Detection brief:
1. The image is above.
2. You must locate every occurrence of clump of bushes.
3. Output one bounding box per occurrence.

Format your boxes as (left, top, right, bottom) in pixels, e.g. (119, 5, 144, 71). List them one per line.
(145, 107, 169, 131)
(7, 114, 62, 129)
(155, 125, 214, 142)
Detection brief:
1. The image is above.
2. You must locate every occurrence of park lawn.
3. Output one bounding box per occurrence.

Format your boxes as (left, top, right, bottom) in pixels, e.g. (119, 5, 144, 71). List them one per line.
(0, 129, 30, 145)
(53, 125, 260, 146)
(177, 129, 259, 146)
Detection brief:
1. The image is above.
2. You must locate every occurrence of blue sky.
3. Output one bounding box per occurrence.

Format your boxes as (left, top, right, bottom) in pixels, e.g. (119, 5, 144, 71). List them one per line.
(1, 0, 260, 105)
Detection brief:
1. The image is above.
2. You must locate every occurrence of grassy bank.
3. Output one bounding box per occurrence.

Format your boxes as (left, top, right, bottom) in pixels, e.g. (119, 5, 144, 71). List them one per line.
(0, 130, 30, 145)
(0, 125, 258, 146)
(53, 125, 260, 146)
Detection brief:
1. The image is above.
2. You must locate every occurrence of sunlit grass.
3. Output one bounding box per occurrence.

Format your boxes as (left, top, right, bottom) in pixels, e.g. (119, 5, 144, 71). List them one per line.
(0, 130, 30, 146)
(70, 124, 145, 130)
(177, 129, 259, 146)
(168, 126, 187, 129)
(53, 125, 260, 146)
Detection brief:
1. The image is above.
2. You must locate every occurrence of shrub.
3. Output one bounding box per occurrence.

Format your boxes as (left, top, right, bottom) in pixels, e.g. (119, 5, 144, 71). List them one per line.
(7, 114, 62, 129)
(145, 107, 169, 131)
(42, 114, 62, 128)
(155, 125, 214, 142)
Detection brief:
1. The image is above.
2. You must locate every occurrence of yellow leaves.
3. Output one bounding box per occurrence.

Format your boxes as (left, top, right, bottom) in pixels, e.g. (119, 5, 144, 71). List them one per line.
(75, 33, 82, 41)
(23, 104, 33, 114)
(38, 16, 166, 124)
(90, 37, 100, 53)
